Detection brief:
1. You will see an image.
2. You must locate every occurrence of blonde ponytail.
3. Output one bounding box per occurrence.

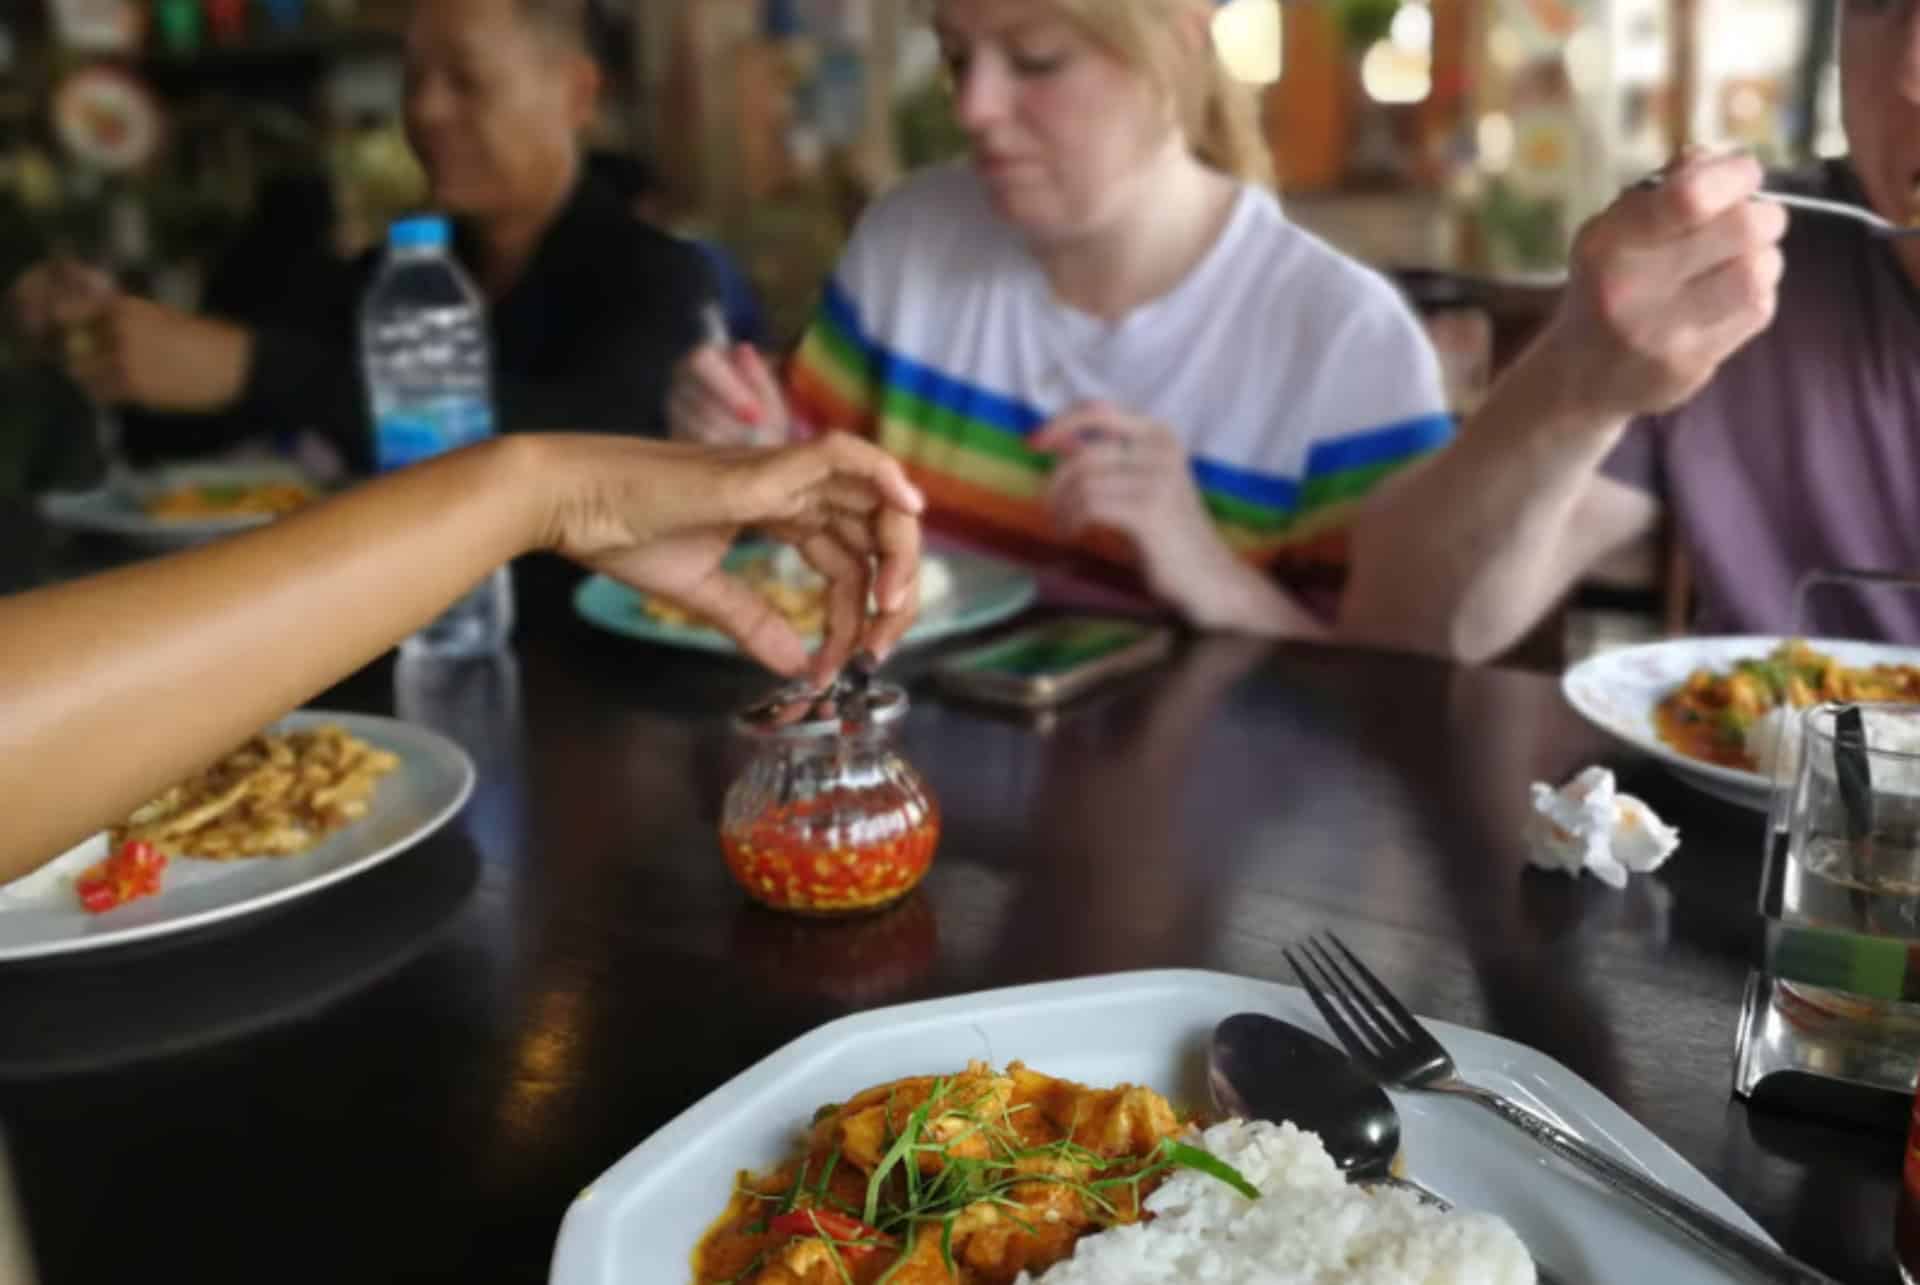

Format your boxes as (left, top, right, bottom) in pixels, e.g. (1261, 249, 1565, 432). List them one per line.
(1192, 39, 1274, 186)
(1052, 0, 1275, 188)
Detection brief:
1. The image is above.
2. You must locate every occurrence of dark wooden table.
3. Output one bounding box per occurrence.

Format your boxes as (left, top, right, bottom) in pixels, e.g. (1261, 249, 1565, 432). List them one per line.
(0, 505, 1903, 1284)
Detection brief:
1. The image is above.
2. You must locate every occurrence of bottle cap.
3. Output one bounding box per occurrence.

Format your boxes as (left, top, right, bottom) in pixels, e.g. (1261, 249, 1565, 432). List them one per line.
(388, 216, 451, 251)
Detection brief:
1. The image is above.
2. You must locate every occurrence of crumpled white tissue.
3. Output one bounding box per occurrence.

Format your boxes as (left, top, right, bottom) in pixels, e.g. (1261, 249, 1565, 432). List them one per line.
(1526, 766, 1680, 889)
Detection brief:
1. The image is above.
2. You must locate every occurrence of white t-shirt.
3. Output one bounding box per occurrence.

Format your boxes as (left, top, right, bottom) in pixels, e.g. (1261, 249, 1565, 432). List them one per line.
(790, 163, 1451, 576)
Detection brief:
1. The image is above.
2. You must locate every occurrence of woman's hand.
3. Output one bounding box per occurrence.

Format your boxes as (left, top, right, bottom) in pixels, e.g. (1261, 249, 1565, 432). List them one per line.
(1032, 404, 1325, 637)
(666, 343, 793, 447)
(1032, 403, 1247, 617)
(535, 434, 924, 683)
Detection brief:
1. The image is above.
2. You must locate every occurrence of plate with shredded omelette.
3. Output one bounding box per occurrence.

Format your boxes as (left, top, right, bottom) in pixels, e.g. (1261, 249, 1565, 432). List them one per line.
(0, 711, 473, 962)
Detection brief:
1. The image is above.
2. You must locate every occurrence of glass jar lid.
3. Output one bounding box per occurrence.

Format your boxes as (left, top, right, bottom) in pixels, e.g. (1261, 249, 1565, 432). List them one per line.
(735, 674, 909, 740)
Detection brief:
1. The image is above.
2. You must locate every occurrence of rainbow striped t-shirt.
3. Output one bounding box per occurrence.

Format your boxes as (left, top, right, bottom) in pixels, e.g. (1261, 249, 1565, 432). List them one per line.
(789, 164, 1452, 589)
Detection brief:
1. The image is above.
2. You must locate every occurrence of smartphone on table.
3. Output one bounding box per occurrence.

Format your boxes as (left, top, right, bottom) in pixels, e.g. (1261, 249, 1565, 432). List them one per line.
(932, 617, 1175, 711)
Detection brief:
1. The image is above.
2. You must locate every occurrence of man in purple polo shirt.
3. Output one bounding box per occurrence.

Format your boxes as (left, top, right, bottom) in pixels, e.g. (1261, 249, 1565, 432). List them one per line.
(1343, 0, 1920, 658)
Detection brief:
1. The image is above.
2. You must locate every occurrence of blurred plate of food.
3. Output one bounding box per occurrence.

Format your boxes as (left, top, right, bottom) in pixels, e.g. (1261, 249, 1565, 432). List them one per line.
(572, 541, 1038, 657)
(1562, 636, 1920, 811)
(37, 461, 321, 547)
(0, 711, 473, 962)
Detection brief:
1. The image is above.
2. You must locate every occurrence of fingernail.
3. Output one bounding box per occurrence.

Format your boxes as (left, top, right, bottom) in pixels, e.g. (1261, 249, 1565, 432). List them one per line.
(738, 403, 763, 426)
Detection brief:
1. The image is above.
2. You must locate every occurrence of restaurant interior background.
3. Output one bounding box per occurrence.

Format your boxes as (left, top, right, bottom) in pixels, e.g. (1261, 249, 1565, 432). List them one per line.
(0, 0, 1846, 662)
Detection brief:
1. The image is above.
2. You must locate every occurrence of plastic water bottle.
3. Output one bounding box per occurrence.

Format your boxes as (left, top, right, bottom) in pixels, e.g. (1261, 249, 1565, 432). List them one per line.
(361, 215, 513, 659)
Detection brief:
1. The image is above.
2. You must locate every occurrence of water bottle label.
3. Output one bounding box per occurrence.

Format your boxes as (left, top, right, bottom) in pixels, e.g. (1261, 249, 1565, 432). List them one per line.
(374, 397, 495, 471)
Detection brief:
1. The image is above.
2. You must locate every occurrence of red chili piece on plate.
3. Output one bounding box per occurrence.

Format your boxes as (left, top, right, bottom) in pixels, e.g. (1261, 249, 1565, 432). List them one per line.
(75, 840, 167, 914)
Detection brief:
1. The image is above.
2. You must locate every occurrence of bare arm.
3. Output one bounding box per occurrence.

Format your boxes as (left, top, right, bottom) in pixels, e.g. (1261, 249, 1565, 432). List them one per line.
(10, 262, 255, 413)
(1338, 152, 1788, 661)
(0, 432, 924, 882)
(1341, 334, 1661, 661)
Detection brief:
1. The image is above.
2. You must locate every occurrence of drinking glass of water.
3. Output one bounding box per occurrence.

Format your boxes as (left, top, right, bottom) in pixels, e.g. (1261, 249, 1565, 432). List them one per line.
(1768, 702, 1920, 1039)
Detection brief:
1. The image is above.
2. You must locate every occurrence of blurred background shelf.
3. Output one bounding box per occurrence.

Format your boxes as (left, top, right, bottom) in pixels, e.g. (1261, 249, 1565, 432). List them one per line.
(137, 25, 402, 87)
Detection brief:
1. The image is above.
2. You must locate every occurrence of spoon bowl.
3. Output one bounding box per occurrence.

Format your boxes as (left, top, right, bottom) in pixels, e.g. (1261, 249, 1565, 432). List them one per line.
(1209, 1012, 1401, 1181)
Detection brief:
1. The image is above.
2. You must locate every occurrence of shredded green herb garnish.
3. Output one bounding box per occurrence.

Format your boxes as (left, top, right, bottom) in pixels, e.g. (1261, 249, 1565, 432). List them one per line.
(815, 1145, 840, 1201)
(820, 1229, 854, 1285)
(716, 1250, 768, 1285)
(778, 1160, 809, 1216)
(872, 1223, 919, 1285)
(1160, 1139, 1261, 1199)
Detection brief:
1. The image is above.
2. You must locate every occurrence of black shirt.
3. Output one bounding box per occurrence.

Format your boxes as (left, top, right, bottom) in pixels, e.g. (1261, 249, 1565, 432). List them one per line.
(125, 176, 712, 472)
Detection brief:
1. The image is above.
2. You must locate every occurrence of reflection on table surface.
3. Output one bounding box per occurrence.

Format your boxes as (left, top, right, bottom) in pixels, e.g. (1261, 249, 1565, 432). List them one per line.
(0, 835, 480, 1078)
(0, 1127, 33, 1285)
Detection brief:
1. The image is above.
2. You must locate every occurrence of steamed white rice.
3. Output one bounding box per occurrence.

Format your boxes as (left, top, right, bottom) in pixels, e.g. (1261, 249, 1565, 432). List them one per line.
(1748, 705, 1920, 794)
(1020, 1120, 1534, 1285)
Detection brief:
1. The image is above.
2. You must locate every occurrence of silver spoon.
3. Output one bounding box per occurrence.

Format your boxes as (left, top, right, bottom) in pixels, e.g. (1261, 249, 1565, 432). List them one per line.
(1212, 1013, 1431, 1196)
(1210, 1013, 1576, 1285)
(842, 650, 880, 730)
(1632, 172, 1920, 239)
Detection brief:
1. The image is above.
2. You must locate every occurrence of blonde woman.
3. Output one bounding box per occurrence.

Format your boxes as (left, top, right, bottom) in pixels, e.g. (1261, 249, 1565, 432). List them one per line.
(670, 0, 1451, 639)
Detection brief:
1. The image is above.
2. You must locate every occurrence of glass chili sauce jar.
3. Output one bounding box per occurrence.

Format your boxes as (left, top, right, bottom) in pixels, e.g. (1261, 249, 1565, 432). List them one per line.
(722, 678, 939, 915)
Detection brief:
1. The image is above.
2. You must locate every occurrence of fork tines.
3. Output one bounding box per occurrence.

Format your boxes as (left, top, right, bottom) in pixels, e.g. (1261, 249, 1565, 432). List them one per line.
(1284, 932, 1448, 1083)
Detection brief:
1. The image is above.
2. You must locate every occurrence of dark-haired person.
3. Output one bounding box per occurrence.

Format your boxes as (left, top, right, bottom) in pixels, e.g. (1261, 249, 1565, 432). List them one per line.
(587, 149, 769, 348)
(11, 0, 713, 470)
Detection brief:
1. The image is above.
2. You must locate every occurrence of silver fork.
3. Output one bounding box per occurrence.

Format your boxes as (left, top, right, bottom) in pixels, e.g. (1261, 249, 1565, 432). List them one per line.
(1286, 933, 1839, 1285)
(1632, 172, 1920, 239)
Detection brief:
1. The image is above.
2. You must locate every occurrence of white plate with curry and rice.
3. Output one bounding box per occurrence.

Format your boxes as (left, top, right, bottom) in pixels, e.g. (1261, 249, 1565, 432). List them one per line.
(0, 711, 473, 963)
(1563, 636, 1920, 812)
(550, 970, 1770, 1285)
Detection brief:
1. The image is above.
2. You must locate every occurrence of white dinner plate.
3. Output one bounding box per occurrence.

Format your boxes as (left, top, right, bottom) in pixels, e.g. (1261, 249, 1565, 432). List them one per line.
(37, 462, 320, 548)
(0, 711, 473, 963)
(1562, 635, 1920, 812)
(550, 970, 1770, 1285)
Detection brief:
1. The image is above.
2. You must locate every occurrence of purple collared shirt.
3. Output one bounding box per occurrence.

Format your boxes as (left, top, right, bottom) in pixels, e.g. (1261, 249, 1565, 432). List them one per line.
(1605, 161, 1920, 639)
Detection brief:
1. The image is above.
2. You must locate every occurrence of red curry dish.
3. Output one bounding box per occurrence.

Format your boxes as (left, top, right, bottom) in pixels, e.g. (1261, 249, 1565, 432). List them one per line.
(1654, 641, 1920, 770)
(693, 1062, 1253, 1284)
